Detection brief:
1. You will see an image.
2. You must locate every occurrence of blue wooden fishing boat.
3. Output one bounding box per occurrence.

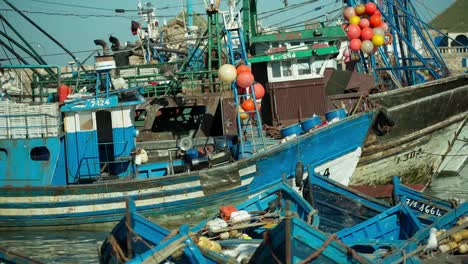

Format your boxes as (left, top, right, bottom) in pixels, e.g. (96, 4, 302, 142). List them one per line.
(381, 202, 468, 264)
(301, 172, 462, 233)
(336, 203, 423, 263)
(392, 176, 456, 221)
(0, 64, 378, 229)
(249, 216, 372, 264)
(0, 247, 45, 264)
(99, 182, 318, 264)
(302, 171, 390, 233)
(99, 199, 218, 264)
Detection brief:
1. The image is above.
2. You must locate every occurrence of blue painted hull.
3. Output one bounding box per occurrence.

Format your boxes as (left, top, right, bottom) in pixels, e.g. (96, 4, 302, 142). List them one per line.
(303, 172, 390, 233)
(0, 111, 375, 229)
(392, 176, 455, 223)
(100, 182, 319, 264)
(250, 216, 372, 264)
(302, 172, 458, 233)
(336, 204, 423, 263)
(382, 202, 468, 264)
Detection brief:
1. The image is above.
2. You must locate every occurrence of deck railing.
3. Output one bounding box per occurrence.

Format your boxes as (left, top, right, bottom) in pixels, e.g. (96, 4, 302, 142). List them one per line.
(438, 46, 468, 55)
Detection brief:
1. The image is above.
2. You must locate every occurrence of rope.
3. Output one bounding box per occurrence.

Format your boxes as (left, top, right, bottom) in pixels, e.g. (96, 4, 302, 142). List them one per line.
(299, 234, 369, 264)
(298, 234, 337, 264)
(263, 231, 283, 264)
(125, 221, 154, 250)
(107, 234, 129, 263)
(263, 124, 282, 139)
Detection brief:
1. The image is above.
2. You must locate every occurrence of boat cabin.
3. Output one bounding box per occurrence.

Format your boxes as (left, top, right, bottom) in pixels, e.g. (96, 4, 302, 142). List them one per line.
(247, 26, 375, 126)
(0, 87, 144, 187)
(60, 88, 144, 183)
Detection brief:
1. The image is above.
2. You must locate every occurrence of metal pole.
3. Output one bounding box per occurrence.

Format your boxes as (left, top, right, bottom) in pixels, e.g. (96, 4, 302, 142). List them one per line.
(2, 0, 86, 71)
(0, 15, 49, 67)
(0, 30, 56, 78)
(285, 201, 292, 264)
(0, 40, 42, 77)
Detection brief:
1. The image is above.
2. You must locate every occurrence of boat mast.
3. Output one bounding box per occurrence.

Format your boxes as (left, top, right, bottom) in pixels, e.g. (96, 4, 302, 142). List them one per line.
(2, 0, 86, 71)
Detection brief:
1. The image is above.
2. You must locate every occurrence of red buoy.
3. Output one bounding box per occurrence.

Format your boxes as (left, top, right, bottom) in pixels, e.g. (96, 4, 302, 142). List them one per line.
(369, 14, 382, 28)
(236, 72, 254, 88)
(236, 65, 251, 75)
(241, 99, 255, 111)
(247, 83, 265, 99)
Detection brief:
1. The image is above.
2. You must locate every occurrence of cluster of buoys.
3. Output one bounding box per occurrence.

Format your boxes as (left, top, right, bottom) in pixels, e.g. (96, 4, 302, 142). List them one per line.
(218, 64, 265, 120)
(342, 2, 391, 60)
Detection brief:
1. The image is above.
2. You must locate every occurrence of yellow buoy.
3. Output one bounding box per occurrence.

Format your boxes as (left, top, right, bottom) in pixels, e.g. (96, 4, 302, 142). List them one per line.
(349, 15, 361, 25)
(239, 107, 249, 120)
(372, 34, 385, 47)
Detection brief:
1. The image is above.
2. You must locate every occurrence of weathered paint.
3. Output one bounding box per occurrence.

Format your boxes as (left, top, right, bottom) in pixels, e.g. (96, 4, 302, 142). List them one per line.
(352, 113, 467, 185)
(0, 111, 375, 228)
(0, 137, 62, 187)
(352, 75, 468, 185)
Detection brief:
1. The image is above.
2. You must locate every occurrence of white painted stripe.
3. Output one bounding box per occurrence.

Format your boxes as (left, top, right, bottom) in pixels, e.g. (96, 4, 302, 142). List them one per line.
(0, 174, 255, 204)
(241, 176, 254, 186)
(111, 108, 133, 128)
(0, 180, 201, 203)
(239, 165, 256, 177)
(0, 191, 206, 216)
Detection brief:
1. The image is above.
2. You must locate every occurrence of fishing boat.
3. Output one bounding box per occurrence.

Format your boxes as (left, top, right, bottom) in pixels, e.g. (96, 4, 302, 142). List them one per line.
(392, 176, 457, 220)
(98, 199, 217, 264)
(382, 202, 468, 263)
(302, 171, 390, 233)
(0, 64, 378, 229)
(241, 0, 468, 187)
(335, 204, 423, 263)
(301, 171, 461, 232)
(350, 74, 468, 186)
(99, 182, 319, 264)
(249, 216, 372, 264)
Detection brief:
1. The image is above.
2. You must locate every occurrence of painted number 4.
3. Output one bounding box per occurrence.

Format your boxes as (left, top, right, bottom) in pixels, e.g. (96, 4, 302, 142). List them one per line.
(90, 99, 110, 107)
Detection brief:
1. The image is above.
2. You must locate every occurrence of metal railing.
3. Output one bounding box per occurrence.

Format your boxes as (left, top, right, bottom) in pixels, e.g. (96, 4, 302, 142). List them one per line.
(438, 46, 468, 54)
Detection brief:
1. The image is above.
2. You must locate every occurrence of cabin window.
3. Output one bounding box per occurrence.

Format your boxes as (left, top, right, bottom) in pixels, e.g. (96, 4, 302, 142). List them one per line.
(281, 61, 292, 77)
(30, 147, 50, 161)
(271, 62, 281, 78)
(312, 60, 324, 74)
(79, 112, 93, 131)
(297, 58, 312, 75)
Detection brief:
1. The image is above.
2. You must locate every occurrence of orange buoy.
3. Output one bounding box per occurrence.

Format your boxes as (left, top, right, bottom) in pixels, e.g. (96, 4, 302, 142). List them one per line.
(365, 2, 377, 16)
(247, 83, 265, 99)
(241, 99, 255, 111)
(236, 65, 251, 75)
(237, 72, 254, 88)
(369, 14, 382, 28)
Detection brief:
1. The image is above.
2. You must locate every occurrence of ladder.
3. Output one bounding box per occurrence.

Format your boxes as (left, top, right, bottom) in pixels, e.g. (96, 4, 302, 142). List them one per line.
(222, 11, 266, 158)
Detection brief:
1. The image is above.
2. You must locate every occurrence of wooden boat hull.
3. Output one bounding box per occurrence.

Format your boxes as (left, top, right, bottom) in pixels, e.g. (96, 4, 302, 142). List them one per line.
(302, 172, 390, 233)
(0, 112, 375, 229)
(351, 76, 468, 185)
(392, 176, 455, 220)
(100, 183, 318, 264)
(249, 217, 371, 264)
